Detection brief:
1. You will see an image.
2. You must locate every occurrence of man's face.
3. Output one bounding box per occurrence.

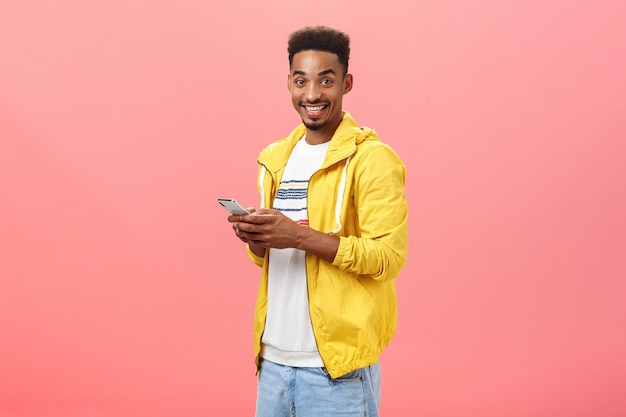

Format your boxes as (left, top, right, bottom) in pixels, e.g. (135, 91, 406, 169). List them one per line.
(288, 50, 353, 138)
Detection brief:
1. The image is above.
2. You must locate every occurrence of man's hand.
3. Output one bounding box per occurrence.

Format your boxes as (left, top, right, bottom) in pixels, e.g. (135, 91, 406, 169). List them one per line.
(228, 207, 264, 257)
(229, 209, 302, 249)
(228, 208, 339, 263)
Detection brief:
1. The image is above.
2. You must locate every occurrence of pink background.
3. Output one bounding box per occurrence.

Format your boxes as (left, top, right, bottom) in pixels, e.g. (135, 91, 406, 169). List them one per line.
(1, 1, 625, 416)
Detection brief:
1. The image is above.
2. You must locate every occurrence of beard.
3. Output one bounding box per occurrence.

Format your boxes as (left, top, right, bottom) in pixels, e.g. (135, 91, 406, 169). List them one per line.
(303, 120, 326, 131)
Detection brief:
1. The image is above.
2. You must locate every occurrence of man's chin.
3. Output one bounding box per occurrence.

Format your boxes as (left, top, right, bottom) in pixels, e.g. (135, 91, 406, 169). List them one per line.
(303, 120, 325, 131)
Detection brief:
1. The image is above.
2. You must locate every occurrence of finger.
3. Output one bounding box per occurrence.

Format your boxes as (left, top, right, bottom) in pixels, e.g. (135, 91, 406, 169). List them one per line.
(243, 213, 274, 225)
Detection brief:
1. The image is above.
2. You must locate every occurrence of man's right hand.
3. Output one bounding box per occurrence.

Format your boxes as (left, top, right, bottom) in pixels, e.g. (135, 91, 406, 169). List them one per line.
(228, 208, 266, 257)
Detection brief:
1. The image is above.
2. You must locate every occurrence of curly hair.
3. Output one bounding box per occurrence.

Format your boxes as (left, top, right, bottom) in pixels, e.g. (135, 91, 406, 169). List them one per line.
(288, 25, 351, 73)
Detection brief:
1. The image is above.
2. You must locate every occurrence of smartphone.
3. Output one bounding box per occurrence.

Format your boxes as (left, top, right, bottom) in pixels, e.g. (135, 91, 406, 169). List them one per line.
(217, 198, 251, 215)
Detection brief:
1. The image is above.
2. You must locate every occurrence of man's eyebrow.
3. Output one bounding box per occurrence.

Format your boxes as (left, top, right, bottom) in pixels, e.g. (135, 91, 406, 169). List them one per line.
(318, 69, 336, 76)
(291, 68, 337, 77)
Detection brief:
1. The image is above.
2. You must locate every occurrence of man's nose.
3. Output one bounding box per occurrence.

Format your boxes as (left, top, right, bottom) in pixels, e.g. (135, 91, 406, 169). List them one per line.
(305, 83, 322, 102)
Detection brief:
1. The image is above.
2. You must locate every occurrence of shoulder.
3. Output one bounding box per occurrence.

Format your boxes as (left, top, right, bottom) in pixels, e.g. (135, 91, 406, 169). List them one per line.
(354, 134, 405, 167)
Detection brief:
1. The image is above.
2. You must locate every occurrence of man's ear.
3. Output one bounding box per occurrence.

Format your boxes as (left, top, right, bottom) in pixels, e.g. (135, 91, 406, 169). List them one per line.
(343, 73, 354, 94)
(287, 74, 292, 92)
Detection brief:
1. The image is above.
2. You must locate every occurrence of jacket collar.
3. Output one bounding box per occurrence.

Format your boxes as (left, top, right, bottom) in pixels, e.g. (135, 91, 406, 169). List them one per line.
(258, 111, 379, 173)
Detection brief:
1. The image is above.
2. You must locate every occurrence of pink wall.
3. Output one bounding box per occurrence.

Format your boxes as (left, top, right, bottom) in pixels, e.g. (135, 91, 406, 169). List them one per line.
(1, 1, 625, 416)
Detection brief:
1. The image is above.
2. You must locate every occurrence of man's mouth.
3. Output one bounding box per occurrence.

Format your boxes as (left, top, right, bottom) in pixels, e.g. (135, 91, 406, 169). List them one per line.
(302, 104, 328, 116)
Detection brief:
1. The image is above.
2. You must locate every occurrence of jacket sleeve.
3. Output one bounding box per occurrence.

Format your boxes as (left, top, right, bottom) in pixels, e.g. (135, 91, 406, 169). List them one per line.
(245, 162, 268, 267)
(331, 143, 409, 282)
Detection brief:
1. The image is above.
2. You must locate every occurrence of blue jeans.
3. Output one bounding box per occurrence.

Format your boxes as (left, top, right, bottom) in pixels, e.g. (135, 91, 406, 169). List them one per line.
(255, 359, 381, 417)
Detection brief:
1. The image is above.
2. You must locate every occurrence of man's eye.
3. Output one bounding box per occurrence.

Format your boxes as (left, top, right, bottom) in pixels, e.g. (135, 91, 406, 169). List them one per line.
(322, 79, 333, 85)
(295, 79, 305, 86)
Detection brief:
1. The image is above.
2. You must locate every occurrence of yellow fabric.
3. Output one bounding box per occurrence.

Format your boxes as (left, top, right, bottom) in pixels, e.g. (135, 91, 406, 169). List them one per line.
(247, 112, 409, 378)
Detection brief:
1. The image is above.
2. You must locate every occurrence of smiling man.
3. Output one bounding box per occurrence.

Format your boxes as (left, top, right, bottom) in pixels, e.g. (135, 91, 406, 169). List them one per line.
(227, 25, 409, 417)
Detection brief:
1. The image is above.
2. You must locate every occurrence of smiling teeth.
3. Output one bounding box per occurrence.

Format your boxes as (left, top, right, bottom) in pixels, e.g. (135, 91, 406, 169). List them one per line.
(306, 105, 325, 111)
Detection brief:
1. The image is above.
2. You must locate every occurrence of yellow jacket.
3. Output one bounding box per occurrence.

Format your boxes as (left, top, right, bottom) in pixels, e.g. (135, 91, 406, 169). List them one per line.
(247, 112, 409, 378)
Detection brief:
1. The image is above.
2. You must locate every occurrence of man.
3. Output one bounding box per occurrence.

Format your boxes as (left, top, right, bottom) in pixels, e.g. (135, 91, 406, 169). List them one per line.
(228, 25, 408, 417)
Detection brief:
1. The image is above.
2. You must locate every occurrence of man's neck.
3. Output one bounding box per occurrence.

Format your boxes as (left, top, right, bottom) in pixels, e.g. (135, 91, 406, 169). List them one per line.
(305, 114, 343, 145)
(305, 131, 332, 145)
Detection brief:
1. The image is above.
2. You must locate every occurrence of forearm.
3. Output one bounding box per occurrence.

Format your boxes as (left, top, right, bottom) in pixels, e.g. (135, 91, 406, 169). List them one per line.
(295, 226, 340, 263)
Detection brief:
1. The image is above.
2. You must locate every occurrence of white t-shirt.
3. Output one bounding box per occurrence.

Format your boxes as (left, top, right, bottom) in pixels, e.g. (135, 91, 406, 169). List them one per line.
(261, 136, 329, 367)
